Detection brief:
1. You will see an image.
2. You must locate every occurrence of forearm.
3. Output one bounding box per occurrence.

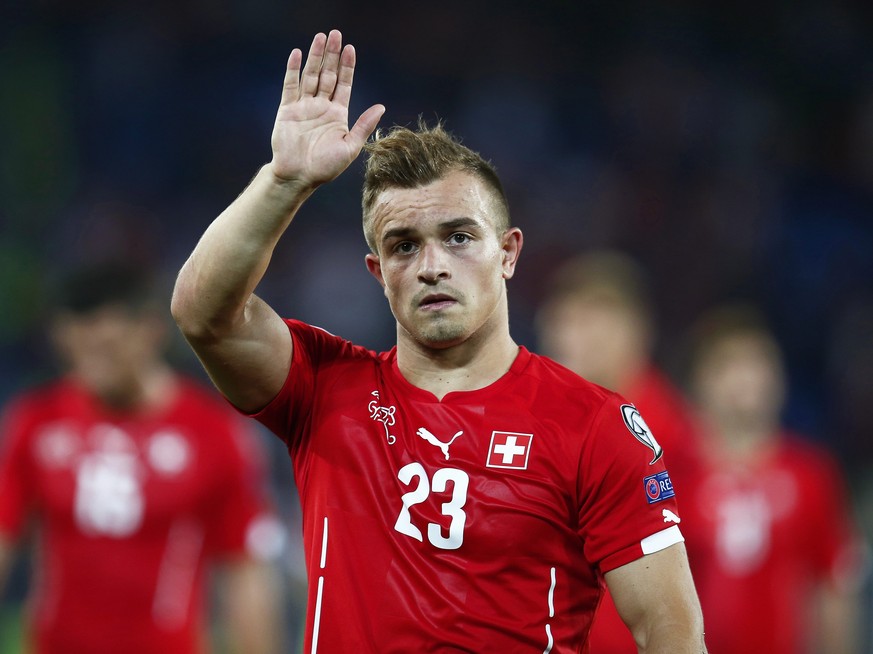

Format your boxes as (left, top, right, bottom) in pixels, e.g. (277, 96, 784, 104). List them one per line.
(172, 165, 314, 339)
(170, 31, 381, 410)
(174, 30, 382, 342)
(607, 545, 707, 654)
(817, 583, 861, 654)
(628, 594, 706, 654)
(220, 560, 283, 654)
(637, 623, 707, 654)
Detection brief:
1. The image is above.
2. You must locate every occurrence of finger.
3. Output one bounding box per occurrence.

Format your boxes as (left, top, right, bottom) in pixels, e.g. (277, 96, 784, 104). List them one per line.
(300, 32, 327, 97)
(316, 29, 343, 98)
(332, 44, 356, 107)
(278, 49, 303, 106)
(347, 104, 386, 149)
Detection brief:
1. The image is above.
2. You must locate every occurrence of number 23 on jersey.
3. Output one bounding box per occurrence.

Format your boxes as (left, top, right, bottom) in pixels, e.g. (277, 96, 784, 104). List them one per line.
(394, 462, 469, 551)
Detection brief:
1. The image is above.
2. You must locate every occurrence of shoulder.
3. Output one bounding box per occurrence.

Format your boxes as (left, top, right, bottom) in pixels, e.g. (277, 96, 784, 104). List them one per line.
(521, 350, 618, 413)
(516, 351, 642, 451)
(286, 319, 385, 364)
(0, 380, 76, 456)
(2, 379, 72, 421)
(776, 431, 846, 481)
(631, 366, 691, 413)
(522, 353, 668, 465)
(284, 319, 393, 397)
(523, 350, 610, 393)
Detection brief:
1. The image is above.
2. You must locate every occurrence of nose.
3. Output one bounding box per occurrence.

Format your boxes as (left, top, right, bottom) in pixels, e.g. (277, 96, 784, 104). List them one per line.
(87, 314, 128, 346)
(417, 242, 450, 284)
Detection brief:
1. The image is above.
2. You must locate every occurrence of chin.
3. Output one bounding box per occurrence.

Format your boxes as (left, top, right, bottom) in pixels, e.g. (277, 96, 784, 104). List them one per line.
(414, 322, 469, 349)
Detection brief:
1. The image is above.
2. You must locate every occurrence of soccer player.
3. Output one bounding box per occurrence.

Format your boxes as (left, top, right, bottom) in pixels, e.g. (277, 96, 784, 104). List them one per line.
(171, 30, 707, 653)
(681, 305, 863, 654)
(536, 251, 704, 653)
(0, 261, 284, 654)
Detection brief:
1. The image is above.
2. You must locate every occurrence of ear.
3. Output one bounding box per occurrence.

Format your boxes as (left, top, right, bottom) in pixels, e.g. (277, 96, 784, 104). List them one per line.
(500, 227, 523, 280)
(142, 309, 169, 350)
(365, 253, 387, 291)
(49, 314, 73, 362)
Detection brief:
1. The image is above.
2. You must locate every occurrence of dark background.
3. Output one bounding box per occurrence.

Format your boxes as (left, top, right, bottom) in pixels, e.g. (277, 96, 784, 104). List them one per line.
(1, 0, 872, 646)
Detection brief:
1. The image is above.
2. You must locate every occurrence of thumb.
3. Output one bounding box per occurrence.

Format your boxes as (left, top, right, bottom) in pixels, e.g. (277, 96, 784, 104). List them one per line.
(347, 104, 386, 149)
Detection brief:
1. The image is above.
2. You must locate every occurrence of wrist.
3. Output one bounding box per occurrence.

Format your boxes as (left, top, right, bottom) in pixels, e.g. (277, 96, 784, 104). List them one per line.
(256, 164, 318, 210)
(264, 162, 320, 195)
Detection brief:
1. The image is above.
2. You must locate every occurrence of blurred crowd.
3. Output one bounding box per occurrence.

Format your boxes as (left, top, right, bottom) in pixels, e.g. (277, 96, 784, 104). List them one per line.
(1, 0, 872, 651)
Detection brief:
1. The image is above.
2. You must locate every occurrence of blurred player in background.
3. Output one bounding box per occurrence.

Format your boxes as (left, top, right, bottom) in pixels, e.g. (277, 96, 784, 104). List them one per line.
(536, 250, 703, 653)
(0, 261, 285, 654)
(681, 304, 864, 654)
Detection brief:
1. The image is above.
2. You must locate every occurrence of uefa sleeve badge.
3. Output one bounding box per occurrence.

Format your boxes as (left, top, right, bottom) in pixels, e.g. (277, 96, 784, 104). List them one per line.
(643, 471, 675, 504)
(620, 404, 663, 464)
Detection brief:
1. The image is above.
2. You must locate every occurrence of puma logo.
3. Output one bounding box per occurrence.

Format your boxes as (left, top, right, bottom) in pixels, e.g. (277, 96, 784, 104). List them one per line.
(662, 509, 681, 524)
(416, 427, 463, 460)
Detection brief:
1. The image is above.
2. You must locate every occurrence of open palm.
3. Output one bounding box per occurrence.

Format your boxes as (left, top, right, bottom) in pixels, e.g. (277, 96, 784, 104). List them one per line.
(271, 30, 385, 187)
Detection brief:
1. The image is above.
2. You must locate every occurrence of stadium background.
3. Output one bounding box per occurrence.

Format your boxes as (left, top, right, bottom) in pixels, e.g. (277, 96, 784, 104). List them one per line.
(1, 0, 872, 650)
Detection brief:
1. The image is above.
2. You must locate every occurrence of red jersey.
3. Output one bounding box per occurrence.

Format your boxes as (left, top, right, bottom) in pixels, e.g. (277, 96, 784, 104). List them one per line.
(682, 433, 861, 654)
(587, 365, 703, 653)
(251, 320, 685, 653)
(0, 377, 271, 654)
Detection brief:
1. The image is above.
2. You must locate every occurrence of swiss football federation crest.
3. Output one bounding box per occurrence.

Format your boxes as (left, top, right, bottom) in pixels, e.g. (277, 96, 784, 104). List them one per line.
(620, 404, 663, 464)
(486, 432, 533, 470)
(368, 391, 397, 445)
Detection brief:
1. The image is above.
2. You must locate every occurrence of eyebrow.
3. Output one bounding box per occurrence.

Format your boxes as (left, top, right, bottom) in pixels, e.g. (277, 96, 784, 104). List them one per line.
(380, 217, 482, 244)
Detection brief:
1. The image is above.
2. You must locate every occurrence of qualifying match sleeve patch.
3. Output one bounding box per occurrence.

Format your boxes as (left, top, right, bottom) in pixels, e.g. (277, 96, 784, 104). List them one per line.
(643, 471, 675, 504)
(620, 404, 663, 464)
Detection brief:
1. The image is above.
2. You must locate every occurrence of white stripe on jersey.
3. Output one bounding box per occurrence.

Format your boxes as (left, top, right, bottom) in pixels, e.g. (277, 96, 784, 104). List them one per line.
(311, 517, 329, 654)
(547, 566, 556, 617)
(320, 516, 328, 569)
(311, 576, 325, 654)
(152, 519, 204, 629)
(543, 566, 557, 653)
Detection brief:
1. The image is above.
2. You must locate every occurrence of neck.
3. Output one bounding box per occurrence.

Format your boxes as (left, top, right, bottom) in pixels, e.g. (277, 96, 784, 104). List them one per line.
(704, 412, 778, 461)
(396, 324, 519, 401)
(81, 362, 178, 413)
(607, 357, 648, 395)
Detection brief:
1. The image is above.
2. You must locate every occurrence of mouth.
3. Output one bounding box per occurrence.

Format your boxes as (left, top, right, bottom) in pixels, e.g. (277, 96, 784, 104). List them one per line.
(418, 293, 458, 311)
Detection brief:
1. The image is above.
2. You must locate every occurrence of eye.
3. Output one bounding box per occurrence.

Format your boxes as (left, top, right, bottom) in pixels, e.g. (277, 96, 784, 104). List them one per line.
(393, 241, 418, 255)
(448, 233, 471, 246)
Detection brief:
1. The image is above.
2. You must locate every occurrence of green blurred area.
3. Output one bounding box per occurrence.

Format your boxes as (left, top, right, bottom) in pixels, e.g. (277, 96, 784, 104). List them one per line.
(0, 607, 23, 654)
(0, 603, 303, 654)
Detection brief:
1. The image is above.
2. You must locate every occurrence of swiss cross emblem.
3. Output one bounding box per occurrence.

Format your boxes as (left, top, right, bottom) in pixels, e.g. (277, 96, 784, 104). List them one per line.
(486, 431, 533, 470)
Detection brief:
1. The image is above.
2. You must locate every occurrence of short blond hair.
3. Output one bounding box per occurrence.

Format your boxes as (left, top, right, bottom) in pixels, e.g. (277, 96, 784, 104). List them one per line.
(361, 120, 510, 253)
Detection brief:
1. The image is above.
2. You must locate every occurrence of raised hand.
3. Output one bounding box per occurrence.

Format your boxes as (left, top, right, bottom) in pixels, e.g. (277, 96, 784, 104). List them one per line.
(270, 30, 385, 187)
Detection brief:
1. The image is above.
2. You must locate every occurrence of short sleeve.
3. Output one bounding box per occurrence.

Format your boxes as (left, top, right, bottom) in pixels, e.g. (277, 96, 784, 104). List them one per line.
(0, 399, 37, 539)
(247, 320, 358, 448)
(577, 395, 684, 574)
